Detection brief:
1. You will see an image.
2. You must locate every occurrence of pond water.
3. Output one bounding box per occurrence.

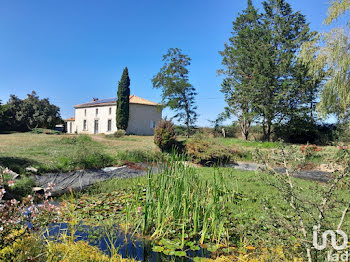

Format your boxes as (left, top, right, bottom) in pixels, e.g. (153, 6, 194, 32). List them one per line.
(44, 223, 211, 262)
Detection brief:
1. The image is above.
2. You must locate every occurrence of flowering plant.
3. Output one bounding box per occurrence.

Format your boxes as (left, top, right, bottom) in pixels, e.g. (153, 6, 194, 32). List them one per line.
(335, 145, 350, 164)
(300, 143, 322, 158)
(0, 167, 60, 249)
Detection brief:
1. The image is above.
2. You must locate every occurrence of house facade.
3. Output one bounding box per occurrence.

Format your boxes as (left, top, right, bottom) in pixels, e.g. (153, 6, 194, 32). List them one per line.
(65, 95, 162, 135)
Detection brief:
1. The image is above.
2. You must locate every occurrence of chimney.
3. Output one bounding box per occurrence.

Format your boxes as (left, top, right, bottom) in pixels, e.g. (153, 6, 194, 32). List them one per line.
(92, 98, 99, 102)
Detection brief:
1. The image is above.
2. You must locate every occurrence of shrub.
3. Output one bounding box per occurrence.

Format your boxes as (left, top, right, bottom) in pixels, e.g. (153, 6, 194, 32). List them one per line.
(186, 135, 238, 166)
(105, 130, 126, 139)
(31, 128, 61, 135)
(154, 119, 176, 152)
(220, 124, 239, 138)
(300, 143, 322, 159)
(335, 145, 350, 164)
(31, 128, 45, 134)
(6, 176, 35, 199)
(114, 129, 126, 138)
(274, 117, 336, 145)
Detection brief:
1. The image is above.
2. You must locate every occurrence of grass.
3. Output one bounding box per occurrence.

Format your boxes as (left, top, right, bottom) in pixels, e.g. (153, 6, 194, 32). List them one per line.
(0, 133, 158, 173)
(63, 159, 350, 260)
(0, 132, 342, 173)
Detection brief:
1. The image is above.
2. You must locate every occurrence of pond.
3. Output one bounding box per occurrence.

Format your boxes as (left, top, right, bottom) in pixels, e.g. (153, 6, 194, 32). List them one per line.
(43, 223, 212, 262)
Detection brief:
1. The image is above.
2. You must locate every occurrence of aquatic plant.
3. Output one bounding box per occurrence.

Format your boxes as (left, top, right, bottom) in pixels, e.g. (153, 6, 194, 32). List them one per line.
(142, 155, 241, 250)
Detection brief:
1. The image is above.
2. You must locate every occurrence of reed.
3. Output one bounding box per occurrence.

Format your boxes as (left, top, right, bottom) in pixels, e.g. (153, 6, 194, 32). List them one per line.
(142, 155, 237, 246)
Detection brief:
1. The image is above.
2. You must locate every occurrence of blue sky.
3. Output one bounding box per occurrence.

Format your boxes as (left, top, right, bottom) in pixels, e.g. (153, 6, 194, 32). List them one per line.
(0, 0, 333, 126)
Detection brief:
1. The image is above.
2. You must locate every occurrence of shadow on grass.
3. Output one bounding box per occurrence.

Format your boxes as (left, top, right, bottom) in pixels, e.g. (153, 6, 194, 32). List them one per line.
(0, 157, 40, 174)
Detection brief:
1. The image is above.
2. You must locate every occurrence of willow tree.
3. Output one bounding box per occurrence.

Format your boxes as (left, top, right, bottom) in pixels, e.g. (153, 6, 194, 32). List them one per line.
(300, 0, 350, 120)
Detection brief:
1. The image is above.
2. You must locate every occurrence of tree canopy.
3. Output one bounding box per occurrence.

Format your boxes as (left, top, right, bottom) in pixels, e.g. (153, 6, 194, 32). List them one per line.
(0, 91, 61, 131)
(152, 48, 198, 137)
(300, 0, 350, 121)
(220, 0, 318, 141)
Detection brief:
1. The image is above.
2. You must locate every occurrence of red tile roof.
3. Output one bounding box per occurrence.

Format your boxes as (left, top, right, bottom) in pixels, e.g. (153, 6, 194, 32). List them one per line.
(74, 95, 159, 108)
(65, 117, 75, 121)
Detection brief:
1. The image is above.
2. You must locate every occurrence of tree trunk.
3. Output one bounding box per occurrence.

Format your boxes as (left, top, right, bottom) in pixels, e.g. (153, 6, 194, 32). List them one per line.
(262, 116, 267, 141)
(186, 110, 190, 138)
(266, 118, 272, 142)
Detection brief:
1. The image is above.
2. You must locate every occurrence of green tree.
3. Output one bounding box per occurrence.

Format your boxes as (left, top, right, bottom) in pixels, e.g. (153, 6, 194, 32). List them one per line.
(152, 48, 198, 138)
(219, 0, 262, 140)
(300, 0, 350, 121)
(17, 91, 61, 129)
(0, 92, 61, 131)
(257, 0, 317, 141)
(116, 67, 130, 131)
(0, 100, 4, 131)
(220, 0, 317, 141)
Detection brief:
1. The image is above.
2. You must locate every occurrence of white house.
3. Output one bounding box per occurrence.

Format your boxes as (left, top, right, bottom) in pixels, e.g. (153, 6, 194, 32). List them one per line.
(65, 95, 162, 135)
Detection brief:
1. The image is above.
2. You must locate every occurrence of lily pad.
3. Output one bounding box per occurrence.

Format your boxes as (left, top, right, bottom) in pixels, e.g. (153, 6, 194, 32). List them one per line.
(207, 244, 220, 253)
(190, 245, 201, 251)
(152, 246, 164, 252)
(174, 251, 187, 257)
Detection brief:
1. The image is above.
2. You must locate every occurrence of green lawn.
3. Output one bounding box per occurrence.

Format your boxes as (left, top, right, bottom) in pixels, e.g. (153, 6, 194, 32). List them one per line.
(0, 132, 157, 173)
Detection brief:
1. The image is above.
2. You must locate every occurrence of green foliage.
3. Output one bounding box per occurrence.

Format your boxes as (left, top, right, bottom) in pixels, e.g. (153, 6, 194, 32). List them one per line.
(186, 135, 240, 166)
(335, 122, 350, 142)
(324, 0, 350, 25)
(274, 116, 336, 145)
(154, 119, 177, 152)
(6, 176, 35, 199)
(335, 145, 350, 164)
(116, 67, 130, 131)
(31, 128, 61, 135)
(300, 1, 350, 121)
(218, 1, 261, 140)
(0, 231, 46, 261)
(0, 91, 61, 131)
(105, 130, 126, 139)
(116, 150, 160, 163)
(55, 135, 115, 171)
(152, 48, 198, 137)
(220, 0, 318, 141)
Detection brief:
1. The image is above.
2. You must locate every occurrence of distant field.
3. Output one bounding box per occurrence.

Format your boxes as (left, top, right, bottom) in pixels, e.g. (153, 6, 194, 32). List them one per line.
(0, 132, 339, 173)
(0, 132, 157, 173)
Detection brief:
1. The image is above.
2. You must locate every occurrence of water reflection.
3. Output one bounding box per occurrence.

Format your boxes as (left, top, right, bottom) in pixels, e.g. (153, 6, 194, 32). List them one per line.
(44, 223, 211, 262)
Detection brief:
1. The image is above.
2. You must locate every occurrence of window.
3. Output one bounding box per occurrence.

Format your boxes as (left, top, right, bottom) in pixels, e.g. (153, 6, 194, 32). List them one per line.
(83, 120, 87, 130)
(84, 109, 87, 117)
(96, 108, 98, 116)
(107, 120, 112, 131)
(109, 107, 112, 115)
(150, 120, 156, 129)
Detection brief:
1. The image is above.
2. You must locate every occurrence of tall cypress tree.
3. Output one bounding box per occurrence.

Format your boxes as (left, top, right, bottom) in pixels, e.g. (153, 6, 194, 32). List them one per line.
(116, 67, 130, 130)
